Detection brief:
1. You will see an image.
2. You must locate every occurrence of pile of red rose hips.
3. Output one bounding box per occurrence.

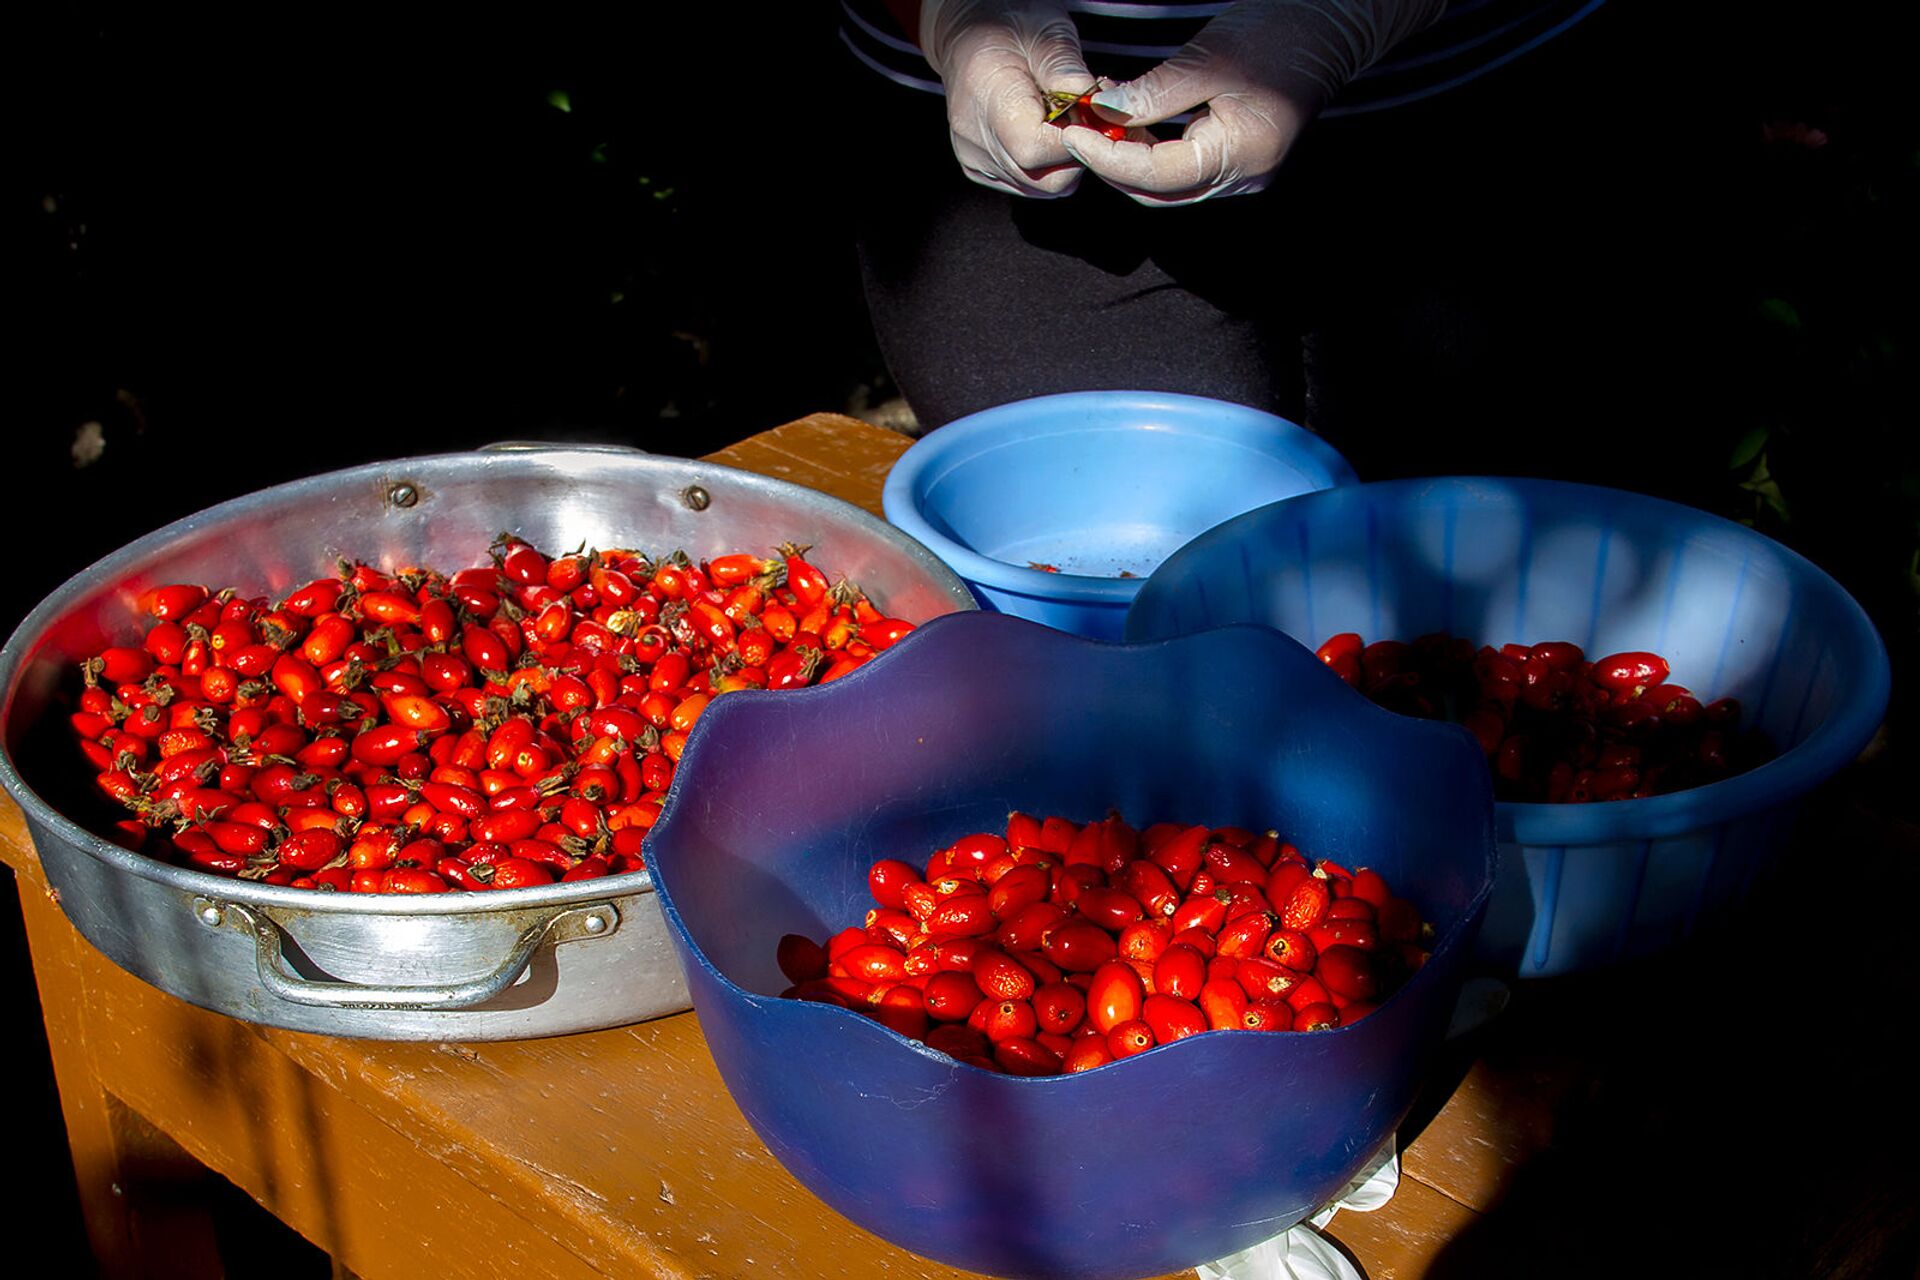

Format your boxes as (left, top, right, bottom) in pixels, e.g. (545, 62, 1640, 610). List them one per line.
(775, 811, 1432, 1075)
(69, 537, 917, 892)
(1314, 632, 1775, 803)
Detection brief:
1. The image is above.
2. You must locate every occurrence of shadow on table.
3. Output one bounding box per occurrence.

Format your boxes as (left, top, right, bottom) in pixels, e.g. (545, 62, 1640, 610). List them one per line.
(1395, 775, 1920, 1280)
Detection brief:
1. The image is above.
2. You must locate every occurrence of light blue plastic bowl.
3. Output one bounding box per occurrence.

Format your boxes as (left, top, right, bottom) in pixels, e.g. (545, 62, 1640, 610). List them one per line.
(882, 391, 1357, 640)
(1126, 477, 1892, 977)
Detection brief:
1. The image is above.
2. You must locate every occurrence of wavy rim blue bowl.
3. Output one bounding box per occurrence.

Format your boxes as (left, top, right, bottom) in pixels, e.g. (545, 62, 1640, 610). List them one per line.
(642, 613, 1497, 1276)
(652, 625, 1496, 1069)
(881, 391, 1359, 608)
(1125, 476, 1893, 847)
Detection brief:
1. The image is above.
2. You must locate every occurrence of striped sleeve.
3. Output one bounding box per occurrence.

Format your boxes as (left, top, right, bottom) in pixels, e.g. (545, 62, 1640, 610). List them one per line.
(839, 0, 1605, 116)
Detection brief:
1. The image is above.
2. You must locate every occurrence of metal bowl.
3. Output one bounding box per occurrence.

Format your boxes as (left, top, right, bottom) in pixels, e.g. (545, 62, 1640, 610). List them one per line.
(0, 446, 975, 1040)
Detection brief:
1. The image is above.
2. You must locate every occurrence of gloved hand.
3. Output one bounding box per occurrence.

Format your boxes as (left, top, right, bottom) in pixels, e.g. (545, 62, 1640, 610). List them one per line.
(1059, 0, 1446, 206)
(920, 0, 1097, 198)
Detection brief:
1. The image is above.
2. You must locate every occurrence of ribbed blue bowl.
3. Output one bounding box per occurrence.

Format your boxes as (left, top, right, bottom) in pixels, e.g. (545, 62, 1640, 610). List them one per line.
(1126, 477, 1891, 976)
(645, 612, 1494, 1280)
(882, 391, 1357, 640)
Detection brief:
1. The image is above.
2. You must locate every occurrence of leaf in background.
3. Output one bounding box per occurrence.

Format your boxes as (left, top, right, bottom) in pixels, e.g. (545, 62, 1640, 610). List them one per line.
(1729, 427, 1771, 470)
(1761, 484, 1791, 523)
(1758, 297, 1803, 331)
(1739, 455, 1792, 525)
(547, 90, 572, 113)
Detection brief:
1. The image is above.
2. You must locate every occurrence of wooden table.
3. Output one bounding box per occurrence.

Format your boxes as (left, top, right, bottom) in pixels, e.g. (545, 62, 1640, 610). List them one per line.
(3, 414, 1912, 1280)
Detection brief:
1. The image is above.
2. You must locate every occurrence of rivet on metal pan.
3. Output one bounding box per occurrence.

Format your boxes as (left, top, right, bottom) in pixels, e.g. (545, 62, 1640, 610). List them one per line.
(193, 898, 224, 928)
(682, 485, 710, 511)
(388, 482, 420, 508)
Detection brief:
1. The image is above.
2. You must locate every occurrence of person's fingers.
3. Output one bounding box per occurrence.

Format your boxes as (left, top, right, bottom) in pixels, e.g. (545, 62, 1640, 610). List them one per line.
(1062, 97, 1296, 205)
(952, 97, 1084, 198)
(982, 65, 1077, 172)
(921, 2, 1095, 198)
(1021, 13, 1094, 97)
(944, 49, 1082, 194)
(1086, 44, 1222, 126)
(953, 142, 1085, 196)
(1061, 126, 1200, 199)
(994, 15, 1091, 177)
(1062, 0, 1445, 203)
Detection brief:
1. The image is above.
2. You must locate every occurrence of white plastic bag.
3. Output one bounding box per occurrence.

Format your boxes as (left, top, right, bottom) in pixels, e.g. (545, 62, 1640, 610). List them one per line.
(1195, 1137, 1399, 1280)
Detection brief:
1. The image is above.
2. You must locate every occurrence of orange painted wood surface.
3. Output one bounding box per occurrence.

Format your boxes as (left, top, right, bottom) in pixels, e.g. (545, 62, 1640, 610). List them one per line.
(702, 411, 905, 517)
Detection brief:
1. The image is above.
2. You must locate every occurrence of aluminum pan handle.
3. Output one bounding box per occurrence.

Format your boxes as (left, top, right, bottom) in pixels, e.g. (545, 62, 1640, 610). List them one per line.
(202, 899, 620, 1010)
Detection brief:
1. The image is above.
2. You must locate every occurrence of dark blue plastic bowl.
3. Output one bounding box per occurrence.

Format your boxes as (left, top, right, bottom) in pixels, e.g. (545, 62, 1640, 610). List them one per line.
(881, 392, 1357, 640)
(1126, 477, 1892, 976)
(645, 612, 1495, 1280)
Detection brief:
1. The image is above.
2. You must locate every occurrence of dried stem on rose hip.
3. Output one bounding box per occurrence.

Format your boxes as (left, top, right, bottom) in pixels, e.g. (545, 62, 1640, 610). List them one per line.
(1043, 82, 1102, 123)
(1044, 80, 1129, 141)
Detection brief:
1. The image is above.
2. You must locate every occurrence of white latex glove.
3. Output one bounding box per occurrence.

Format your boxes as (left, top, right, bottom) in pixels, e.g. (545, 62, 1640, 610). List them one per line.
(920, 0, 1097, 198)
(1060, 0, 1446, 205)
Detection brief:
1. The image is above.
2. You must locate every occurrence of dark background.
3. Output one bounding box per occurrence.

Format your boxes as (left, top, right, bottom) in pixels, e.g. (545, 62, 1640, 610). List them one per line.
(6, 3, 1916, 1275)
(10, 8, 892, 633)
(9, 5, 1915, 647)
